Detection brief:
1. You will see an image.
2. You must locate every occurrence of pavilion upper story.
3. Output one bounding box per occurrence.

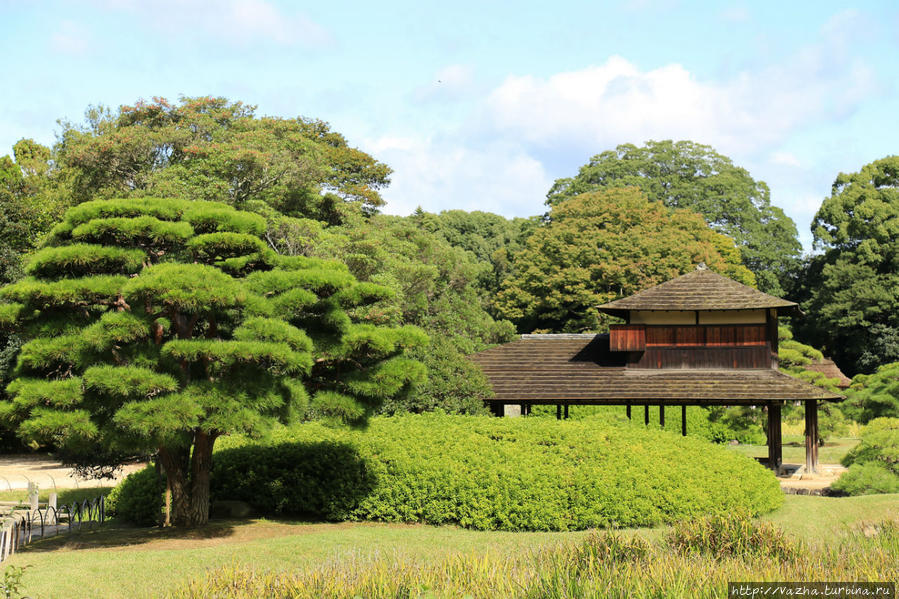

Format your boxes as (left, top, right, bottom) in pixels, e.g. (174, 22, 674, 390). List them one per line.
(596, 267, 795, 370)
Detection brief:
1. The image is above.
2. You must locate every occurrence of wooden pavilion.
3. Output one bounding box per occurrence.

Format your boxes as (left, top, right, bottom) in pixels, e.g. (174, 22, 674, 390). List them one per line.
(472, 268, 843, 474)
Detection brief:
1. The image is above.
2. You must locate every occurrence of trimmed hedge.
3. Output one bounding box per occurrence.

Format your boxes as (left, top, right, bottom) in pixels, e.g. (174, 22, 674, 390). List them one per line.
(212, 414, 782, 531)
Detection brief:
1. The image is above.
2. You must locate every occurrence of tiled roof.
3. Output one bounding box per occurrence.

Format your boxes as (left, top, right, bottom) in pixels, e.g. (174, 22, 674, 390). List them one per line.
(597, 269, 797, 315)
(803, 359, 853, 389)
(472, 335, 842, 404)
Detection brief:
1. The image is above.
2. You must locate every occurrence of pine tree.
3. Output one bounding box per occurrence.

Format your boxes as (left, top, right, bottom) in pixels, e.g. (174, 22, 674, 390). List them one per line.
(0, 197, 425, 526)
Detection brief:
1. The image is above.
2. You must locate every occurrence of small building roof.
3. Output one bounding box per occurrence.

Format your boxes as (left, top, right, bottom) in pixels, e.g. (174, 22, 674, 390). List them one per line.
(804, 358, 853, 389)
(472, 335, 842, 405)
(597, 269, 797, 317)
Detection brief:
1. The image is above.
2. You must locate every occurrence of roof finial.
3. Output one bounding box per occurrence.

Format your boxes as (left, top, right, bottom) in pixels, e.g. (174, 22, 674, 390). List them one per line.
(696, 262, 708, 270)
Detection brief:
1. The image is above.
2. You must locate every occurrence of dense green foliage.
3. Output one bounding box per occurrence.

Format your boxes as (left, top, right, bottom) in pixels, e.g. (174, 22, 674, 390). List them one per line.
(0, 197, 424, 526)
(842, 362, 899, 423)
(408, 208, 535, 298)
(212, 414, 782, 531)
(261, 211, 514, 414)
(494, 188, 755, 332)
(833, 418, 899, 495)
(105, 465, 163, 526)
(799, 156, 899, 375)
(546, 141, 802, 295)
(55, 97, 391, 223)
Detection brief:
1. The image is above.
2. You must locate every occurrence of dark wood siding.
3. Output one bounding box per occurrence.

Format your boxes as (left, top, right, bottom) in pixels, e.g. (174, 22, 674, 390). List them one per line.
(609, 325, 646, 351)
(644, 325, 766, 348)
(628, 346, 772, 369)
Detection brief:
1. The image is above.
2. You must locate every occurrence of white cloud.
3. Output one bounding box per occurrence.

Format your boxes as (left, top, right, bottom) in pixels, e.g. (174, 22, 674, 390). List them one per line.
(478, 52, 876, 160)
(770, 151, 801, 167)
(97, 0, 331, 48)
(371, 136, 551, 217)
(50, 21, 91, 55)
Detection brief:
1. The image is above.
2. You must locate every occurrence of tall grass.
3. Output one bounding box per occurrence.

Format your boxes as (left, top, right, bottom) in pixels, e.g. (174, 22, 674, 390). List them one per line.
(172, 515, 899, 599)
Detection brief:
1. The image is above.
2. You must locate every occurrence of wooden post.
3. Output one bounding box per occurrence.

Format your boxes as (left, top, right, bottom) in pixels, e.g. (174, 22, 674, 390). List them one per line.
(805, 400, 819, 475)
(556, 405, 562, 420)
(564, 404, 569, 419)
(767, 403, 782, 472)
(681, 405, 687, 436)
(626, 404, 631, 420)
(659, 405, 665, 428)
(644, 405, 649, 426)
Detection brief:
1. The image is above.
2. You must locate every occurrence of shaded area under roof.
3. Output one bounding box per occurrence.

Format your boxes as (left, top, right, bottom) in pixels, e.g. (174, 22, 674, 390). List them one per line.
(597, 269, 797, 317)
(472, 335, 843, 405)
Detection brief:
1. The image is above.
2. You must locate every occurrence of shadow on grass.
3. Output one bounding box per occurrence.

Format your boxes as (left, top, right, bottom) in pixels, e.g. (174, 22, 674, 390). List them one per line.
(20, 441, 375, 554)
(18, 519, 244, 553)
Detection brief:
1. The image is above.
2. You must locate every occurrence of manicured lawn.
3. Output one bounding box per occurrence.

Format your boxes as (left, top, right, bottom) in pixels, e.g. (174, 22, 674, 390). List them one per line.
(6, 493, 898, 599)
(726, 435, 859, 465)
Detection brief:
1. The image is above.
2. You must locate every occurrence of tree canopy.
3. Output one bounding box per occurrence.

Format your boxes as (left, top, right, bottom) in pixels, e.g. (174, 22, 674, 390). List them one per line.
(0, 197, 425, 526)
(798, 156, 899, 375)
(494, 187, 755, 332)
(260, 209, 516, 414)
(546, 140, 801, 296)
(55, 97, 391, 224)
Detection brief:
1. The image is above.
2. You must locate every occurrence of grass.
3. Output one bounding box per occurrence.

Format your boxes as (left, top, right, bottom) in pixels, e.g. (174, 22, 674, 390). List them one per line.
(5, 493, 898, 599)
(726, 435, 859, 465)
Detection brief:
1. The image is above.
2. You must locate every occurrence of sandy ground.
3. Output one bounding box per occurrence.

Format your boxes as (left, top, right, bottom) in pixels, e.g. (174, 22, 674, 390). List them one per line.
(778, 462, 847, 493)
(0, 454, 146, 491)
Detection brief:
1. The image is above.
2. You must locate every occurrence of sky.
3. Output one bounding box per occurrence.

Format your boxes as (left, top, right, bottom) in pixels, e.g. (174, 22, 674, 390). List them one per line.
(2, 1, 898, 250)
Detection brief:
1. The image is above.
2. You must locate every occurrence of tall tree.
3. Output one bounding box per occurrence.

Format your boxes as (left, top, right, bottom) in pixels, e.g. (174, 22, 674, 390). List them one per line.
(0, 139, 72, 286)
(0, 197, 425, 526)
(408, 209, 536, 298)
(494, 188, 755, 333)
(261, 209, 515, 414)
(798, 156, 899, 375)
(55, 97, 391, 224)
(546, 140, 801, 296)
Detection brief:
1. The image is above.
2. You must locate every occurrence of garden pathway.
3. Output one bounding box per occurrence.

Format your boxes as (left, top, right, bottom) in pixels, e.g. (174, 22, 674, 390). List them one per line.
(0, 454, 144, 491)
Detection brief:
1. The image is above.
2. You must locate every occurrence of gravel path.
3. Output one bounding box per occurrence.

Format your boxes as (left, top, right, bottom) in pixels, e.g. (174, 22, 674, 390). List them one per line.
(0, 455, 145, 491)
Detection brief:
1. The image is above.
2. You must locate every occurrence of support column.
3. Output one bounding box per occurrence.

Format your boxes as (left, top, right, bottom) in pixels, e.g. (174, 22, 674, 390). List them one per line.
(805, 400, 819, 475)
(564, 404, 569, 419)
(681, 405, 687, 436)
(659, 405, 665, 428)
(626, 404, 631, 420)
(557, 404, 562, 420)
(644, 405, 649, 426)
(767, 403, 782, 472)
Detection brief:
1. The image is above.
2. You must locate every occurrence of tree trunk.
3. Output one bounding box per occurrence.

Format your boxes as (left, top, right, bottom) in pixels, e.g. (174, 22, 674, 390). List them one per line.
(187, 432, 216, 527)
(158, 433, 217, 527)
(158, 446, 191, 527)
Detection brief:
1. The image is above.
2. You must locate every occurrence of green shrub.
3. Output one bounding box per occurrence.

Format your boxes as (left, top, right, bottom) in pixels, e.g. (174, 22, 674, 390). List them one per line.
(833, 417, 899, 496)
(106, 465, 163, 526)
(833, 462, 899, 496)
(666, 512, 800, 560)
(212, 414, 782, 531)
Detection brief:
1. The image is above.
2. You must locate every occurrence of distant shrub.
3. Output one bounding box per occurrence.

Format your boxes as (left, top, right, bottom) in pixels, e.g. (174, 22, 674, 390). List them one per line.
(666, 512, 800, 560)
(832, 418, 899, 496)
(529, 404, 742, 444)
(841, 363, 899, 424)
(106, 465, 163, 526)
(212, 414, 782, 531)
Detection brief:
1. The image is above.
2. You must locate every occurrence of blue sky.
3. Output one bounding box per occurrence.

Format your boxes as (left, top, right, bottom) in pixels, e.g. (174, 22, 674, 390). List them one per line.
(2, 1, 898, 249)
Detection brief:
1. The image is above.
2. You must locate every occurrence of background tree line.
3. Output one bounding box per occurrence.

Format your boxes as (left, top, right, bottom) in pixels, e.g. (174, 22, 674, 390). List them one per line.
(1, 96, 897, 464)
